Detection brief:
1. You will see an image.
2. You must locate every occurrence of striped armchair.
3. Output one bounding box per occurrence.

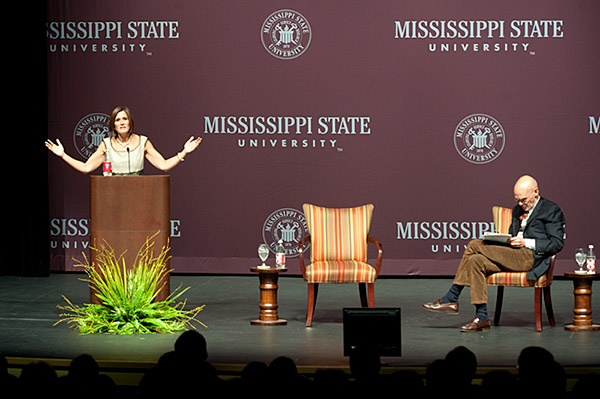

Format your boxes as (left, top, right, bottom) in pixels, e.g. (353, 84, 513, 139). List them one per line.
(486, 206, 556, 332)
(298, 204, 383, 327)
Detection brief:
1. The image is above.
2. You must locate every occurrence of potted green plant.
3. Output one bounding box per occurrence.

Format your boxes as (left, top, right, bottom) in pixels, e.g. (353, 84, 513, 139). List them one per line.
(56, 234, 206, 334)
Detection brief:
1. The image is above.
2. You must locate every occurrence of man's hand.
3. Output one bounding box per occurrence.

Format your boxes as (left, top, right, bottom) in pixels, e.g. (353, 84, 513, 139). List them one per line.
(509, 237, 526, 248)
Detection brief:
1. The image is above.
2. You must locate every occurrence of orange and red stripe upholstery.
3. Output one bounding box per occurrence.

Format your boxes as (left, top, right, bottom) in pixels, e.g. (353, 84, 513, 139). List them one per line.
(302, 204, 376, 284)
(492, 205, 513, 234)
(487, 270, 548, 287)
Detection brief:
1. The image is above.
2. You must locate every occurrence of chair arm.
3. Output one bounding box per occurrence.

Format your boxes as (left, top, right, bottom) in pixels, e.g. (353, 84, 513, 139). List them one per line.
(367, 236, 383, 276)
(298, 234, 311, 279)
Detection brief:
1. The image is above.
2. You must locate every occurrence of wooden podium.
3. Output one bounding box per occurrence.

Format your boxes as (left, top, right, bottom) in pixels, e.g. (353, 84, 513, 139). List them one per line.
(90, 175, 170, 304)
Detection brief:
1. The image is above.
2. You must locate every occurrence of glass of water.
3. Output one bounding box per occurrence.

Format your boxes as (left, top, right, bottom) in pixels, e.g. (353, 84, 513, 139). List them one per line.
(258, 244, 270, 267)
(575, 248, 586, 272)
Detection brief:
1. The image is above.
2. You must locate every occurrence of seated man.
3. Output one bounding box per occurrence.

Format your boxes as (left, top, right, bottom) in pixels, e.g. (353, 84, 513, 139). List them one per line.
(422, 175, 565, 332)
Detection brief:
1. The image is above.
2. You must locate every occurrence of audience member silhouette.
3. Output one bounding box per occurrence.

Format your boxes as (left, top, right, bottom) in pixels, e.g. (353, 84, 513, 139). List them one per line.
(174, 329, 208, 361)
(68, 353, 100, 384)
(54, 354, 118, 398)
(236, 360, 270, 393)
(268, 355, 312, 393)
(444, 345, 481, 394)
(268, 355, 298, 377)
(517, 346, 566, 398)
(241, 360, 269, 385)
(139, 330, 221, 397)
(18, 360, 58, 396)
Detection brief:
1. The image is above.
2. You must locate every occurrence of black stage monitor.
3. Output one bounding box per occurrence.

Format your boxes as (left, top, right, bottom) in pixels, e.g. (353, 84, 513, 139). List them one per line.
(343, 308, 401, 357)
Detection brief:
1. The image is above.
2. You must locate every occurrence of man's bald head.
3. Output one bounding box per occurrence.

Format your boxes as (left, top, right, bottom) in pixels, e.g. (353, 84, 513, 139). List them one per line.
(514, 175, 540, 211)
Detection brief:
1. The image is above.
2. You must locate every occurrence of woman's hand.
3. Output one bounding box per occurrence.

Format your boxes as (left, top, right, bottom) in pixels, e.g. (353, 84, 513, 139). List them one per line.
(45, 139, 64, 157)
(182, 136, 202, 156)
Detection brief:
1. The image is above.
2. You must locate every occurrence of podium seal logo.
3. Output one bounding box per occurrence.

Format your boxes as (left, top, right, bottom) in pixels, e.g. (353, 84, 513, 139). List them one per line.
(261, 9, 311, 60)
(262, 208, 309, 257)
(73, 113, 111, 159)
(454, 113, 505, 164)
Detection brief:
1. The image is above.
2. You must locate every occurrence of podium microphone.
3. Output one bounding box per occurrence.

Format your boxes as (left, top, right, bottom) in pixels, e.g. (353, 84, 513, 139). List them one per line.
(127, 147, 131, 174)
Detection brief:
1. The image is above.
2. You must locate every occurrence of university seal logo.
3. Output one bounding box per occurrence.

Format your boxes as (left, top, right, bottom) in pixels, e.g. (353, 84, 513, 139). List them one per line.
(454, 113, 505, 164)
(261, 9, 311, 60)
(262, 208, 309, 257)
(73, 113, 111, 159)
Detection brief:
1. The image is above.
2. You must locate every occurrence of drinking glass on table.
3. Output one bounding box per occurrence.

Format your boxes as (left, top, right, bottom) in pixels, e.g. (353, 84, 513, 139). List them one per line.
(258, 244, 270, 268)
(575, 248, 586, 272)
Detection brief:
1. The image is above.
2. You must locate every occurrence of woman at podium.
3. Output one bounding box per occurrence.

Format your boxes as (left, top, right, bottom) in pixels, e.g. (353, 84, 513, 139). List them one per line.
(45, 106, 202, 175)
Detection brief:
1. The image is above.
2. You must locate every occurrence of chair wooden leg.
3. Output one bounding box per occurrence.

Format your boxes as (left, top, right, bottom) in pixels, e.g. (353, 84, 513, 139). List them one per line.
(493, 286, 504, 326)
(368, 283, 375, 307)
(543, 286, 556, 327)
(534, 287, 542, 332)
(358, 283, 368, 307)
(306, 283, 319, 327)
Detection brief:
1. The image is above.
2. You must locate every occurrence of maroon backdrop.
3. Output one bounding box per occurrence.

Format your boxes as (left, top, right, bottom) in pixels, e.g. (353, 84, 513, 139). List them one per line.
(46, 1, 600, 276)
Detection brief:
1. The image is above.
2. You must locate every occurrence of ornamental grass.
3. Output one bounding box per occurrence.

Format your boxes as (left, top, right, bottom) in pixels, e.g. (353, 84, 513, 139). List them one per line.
(55, 235, 206, 334)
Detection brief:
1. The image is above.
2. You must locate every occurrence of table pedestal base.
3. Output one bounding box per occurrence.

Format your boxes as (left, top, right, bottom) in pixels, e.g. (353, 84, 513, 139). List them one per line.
(564, 323, 600, 332)
(251, 319, 287, 326)
(564, 272, 599, 332)
(250, 266, 287, 326)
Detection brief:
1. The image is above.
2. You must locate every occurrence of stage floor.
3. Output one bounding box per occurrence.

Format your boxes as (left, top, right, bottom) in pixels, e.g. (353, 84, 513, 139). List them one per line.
(1, 273, 599, 371)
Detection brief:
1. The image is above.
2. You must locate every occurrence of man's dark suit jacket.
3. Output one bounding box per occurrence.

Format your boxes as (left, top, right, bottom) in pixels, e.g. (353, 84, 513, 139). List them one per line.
(509, 197, 566, 281)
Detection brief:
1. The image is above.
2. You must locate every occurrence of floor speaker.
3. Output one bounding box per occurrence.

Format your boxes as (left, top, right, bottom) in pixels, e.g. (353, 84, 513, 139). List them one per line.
(343, 307, 401, 357)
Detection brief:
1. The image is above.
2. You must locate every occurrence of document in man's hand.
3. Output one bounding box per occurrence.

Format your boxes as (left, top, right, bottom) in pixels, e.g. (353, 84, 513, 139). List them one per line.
(481, 232, 511, 243)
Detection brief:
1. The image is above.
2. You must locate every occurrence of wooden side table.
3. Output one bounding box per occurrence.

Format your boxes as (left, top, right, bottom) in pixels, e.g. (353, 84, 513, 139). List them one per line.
(564, 272, 600, 331)
(250, 266, 287, 326)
